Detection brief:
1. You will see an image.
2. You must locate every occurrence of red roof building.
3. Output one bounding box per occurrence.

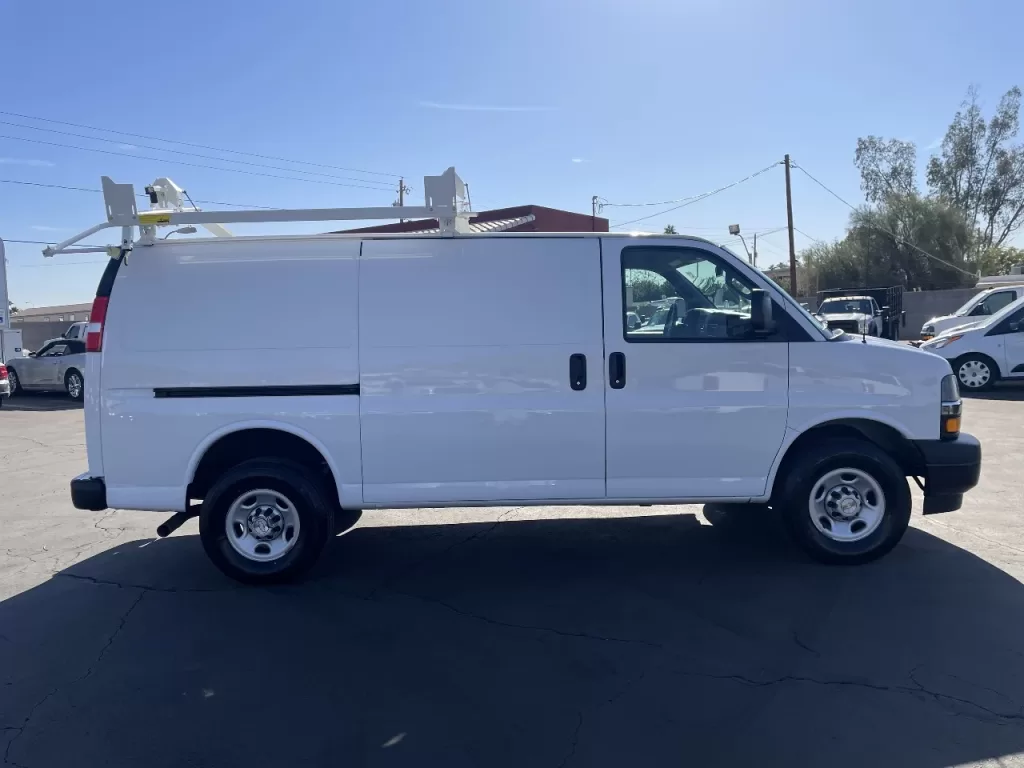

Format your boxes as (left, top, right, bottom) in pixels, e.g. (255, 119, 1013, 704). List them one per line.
(334, 204, 608, 235)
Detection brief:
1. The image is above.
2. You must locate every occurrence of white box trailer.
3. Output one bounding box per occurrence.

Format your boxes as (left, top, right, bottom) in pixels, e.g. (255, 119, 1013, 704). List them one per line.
(0, 328, 24, 364)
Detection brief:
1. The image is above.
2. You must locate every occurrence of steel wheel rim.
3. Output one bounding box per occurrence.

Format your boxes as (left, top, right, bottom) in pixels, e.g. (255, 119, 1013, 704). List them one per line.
(808, 467, 886, 543)
(958, 359, 990, 389)
(225, 488, 301, 562)
(8, 368, 17, 393)
(67, 374, 82, 398)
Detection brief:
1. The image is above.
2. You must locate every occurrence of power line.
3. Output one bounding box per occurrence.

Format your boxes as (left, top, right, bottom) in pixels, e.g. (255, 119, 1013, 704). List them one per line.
(0, 119, 395, 187)
(0, 109, 401, 179)
(0, 178, 278, 209)
(792, 161, 976, 278)
(0, 134, 396, 192)
(609, 162, 783, 229)
(794, 227, 825, 244)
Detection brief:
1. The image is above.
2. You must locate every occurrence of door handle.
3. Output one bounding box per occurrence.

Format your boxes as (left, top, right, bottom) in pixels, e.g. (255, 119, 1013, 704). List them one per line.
(569, 354, 587, 391)
(609, 352, 626, 389)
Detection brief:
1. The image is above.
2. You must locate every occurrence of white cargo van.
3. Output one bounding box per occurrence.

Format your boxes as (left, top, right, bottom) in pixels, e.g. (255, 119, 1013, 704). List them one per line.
(54, 170, 982, 583)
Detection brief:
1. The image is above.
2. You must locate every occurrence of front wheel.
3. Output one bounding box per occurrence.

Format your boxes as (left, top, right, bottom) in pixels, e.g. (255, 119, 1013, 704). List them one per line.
(777, 438, 911, 564)
(65, 369, 84, 401)
(7, 367, 20, 395)
(953, 354, 997, 392)
(199, 459, 334, 584)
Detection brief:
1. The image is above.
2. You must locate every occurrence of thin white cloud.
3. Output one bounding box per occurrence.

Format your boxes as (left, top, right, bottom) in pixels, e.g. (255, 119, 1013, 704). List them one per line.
(418, 100, 553, 112)
(31, 225, 65, 232)
(119, 143, 138, 151)
(571, 158, 590, 164)
(0, 157, 54, 167)
(926, 136, 944, 150)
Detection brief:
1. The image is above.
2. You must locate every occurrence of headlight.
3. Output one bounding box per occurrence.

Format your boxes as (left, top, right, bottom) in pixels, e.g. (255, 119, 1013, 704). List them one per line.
(940, 374, 962, 440)
(930, 334, 963, 350)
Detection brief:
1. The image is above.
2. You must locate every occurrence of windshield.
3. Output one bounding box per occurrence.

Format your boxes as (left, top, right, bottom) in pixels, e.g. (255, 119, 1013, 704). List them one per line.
(819, 298, 873, 315)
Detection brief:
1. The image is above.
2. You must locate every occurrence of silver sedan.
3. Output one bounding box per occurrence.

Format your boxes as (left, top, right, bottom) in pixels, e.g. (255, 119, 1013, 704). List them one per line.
(6, 339, 87, 400)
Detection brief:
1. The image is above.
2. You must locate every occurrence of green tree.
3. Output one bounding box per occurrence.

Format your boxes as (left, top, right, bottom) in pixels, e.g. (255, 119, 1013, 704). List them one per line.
(801, 195, 975, 291)
(625, 271, 674, 302)
(927, 86, 1024, 252)
(663, 224, 678, 235)
(854, 136, 918, 203)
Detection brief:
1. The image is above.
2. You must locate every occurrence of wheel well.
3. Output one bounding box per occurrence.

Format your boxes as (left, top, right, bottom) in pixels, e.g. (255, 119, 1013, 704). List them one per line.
(770, 419, 922, 501)
(188, 428, 340, 506)
(64, 367, 82, 379)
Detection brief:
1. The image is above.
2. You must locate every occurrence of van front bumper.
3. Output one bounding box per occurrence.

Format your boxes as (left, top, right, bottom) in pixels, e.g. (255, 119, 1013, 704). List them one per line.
(71, 474, 107, 511)
(914, 433, 982, 514)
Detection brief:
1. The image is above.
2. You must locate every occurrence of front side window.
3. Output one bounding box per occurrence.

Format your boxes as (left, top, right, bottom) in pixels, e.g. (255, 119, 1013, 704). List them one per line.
(40, 344, 68, 358)
(979, 291, 1016, 316)
(623, 246, 760, 341)
(988, 305, 1024, 336)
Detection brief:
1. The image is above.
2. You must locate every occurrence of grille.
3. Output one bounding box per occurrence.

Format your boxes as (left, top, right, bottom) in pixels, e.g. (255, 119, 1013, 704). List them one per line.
(829, 319, 861, 333)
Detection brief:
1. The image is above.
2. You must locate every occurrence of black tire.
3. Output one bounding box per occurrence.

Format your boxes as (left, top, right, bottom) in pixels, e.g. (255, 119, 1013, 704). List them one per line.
(333, 508, 362, 536)
(776, 437, 911, 565)
(64, 369, 84, 401)
(199, 459, 334, 584)
(952, 353, 998, 393)
(7, 366, 20, 395)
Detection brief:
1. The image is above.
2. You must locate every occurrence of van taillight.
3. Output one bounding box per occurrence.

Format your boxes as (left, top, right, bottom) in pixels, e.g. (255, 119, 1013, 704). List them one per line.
(86, 296, 109, 352)
(0, 365, 7, 381)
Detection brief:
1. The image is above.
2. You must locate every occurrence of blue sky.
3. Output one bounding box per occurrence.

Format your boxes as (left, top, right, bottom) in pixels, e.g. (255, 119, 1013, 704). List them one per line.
(1, 0, 1021, 307)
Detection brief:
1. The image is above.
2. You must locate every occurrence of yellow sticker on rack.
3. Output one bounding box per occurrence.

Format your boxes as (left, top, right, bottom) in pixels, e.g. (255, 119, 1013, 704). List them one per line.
(138, 213, 172, 225)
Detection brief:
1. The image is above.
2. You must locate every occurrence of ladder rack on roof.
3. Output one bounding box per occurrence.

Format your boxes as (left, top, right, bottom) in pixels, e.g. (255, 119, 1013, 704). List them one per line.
(42, 167, 472, 258)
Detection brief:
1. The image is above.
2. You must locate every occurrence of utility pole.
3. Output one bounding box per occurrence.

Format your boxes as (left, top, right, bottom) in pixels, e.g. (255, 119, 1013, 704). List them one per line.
(592, 195, 598, 232)
(752, 232, 758, 267)
(394, 178, 411, 223)
(784, 154, 797, 295)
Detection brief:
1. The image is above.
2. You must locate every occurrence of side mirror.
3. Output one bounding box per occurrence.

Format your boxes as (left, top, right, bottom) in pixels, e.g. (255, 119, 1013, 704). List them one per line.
(750, 289, 775, 334)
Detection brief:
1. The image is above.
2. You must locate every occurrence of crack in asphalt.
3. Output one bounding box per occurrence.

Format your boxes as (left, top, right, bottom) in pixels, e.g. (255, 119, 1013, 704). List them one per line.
(392, 588, 664, 649)
(3, 591, 146, 767)
(369, 507, 523, 597)
(675, 669, 1024, 726)
(556, 712, 583, 768)
(56, 572, 237, 595)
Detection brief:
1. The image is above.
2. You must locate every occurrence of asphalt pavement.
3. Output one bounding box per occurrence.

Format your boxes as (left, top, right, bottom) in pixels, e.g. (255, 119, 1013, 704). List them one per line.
(2, 389, 1024, 767)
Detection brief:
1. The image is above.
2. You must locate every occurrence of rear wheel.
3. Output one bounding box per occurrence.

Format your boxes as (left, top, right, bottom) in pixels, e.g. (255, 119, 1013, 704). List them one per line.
(953, 354, 997, 392)
(199, 459, 334, 584)
(65, 369, 84, 401)
(777, 438, 911, 564)
(7, 367, 20, 395)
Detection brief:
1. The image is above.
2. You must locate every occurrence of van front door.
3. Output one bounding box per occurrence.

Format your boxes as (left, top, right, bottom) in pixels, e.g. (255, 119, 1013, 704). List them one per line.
(601, 240, 789, 499)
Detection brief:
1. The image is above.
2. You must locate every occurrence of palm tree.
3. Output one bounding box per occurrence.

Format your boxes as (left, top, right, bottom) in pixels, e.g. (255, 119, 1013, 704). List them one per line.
(663, 225, 678, 235)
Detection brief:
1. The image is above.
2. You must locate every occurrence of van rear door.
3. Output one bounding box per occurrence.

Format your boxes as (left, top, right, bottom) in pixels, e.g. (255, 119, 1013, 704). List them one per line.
(600, 239, 789, 499)
(358, 237, 606, 504)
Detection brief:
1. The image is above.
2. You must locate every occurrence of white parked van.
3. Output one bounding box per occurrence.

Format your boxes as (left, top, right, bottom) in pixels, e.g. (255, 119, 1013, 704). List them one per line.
(59, 171, 982, 583)
(921, 286, 1024, 339)
(920, 295, 1024, 391)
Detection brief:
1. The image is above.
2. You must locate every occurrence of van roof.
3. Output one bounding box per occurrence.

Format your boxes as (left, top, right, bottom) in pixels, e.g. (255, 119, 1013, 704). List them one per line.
(145, 230, 725, 248)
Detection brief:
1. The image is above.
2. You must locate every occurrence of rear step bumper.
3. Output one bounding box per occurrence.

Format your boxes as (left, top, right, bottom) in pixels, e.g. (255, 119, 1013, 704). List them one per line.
(71, 474, 107, 511)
